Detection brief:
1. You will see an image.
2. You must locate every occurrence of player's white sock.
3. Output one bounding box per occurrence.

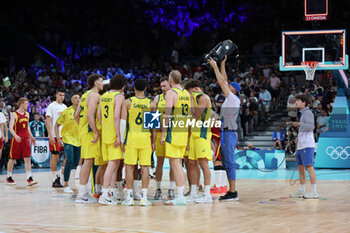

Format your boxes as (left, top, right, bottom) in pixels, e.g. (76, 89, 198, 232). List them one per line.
(204, 185, 210, 196)
(102, 188, 109, 196)
(177, 186, 184, 199)
(26, 172, 32, 179)
(190, 184, 198, 197)
(52, 171, 57, 181)
(127, 189, 133, 199)
(7, 171, 12, 177)
(157, 181, 161, 189)
(220, 170, 227, 187)
(78, 184, 87, 196)
(95, 184, 101, 194)
(299, 184, 305, 192)
(214, 170, 221, 187)
(133, 180, 139, 193)
(311, 184, 317, 192)
(142, 188, 148, 199)
(117, 181, 123, 193)
(169, 181, 175, 190)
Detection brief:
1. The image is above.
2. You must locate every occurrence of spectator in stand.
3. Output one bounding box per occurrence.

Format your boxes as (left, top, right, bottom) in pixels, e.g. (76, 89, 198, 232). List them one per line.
(269, 72, 281, 110)
(29, 106, 37, 122)
(288, 76, 298, 90)
(272, 125, 285, 150)
(258, 86, 271, 123)
(29, 112, 46, 138)
(316, 110, 328, 141)
(249, 92, 259, 130)
(287, 97, 298, 122)
(247, 142, 260, 151)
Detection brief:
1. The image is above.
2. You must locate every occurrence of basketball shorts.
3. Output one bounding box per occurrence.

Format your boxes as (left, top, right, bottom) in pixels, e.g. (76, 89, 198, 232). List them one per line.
(296, 148, 315, 167)
(165, 142, 186, 159)
(124, 146, 152, 166)
(189, 136, 212, 161)
(155, 132, 166, 157)
(80, 132, 101, 160)
(0, 138, 3, 150)
(9, 137, 31, 160)
(49, 138, 64, 153)
(102, 143, 123, 161)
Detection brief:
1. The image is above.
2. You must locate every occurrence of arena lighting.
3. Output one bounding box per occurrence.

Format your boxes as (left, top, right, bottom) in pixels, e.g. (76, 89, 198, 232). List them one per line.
(35, 43, 64, 70)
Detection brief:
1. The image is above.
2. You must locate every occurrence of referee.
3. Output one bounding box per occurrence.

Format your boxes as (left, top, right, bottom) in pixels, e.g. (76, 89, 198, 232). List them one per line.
(209, 57, 240, 201)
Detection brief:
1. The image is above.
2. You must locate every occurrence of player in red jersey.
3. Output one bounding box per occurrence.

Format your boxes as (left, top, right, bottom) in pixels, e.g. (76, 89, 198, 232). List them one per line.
(210, 124, 228, 194)
(6, 98, 37, 186)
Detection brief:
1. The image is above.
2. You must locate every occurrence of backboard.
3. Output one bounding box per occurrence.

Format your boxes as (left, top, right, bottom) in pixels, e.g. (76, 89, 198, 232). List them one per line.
(305, 0, 328, 21)
(280, 29, 348, 71)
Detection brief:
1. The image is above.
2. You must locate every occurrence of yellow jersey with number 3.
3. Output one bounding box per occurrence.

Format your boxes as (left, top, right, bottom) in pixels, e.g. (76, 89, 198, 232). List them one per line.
(125, 96, 151, 148)
(165, 88, 191, 146)
(78, 90, 92, 136)
(100, 91, 121, 144)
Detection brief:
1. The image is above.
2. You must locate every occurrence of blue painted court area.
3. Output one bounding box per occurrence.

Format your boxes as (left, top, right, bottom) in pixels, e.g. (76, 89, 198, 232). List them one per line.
(1, 167, 349, 180)
(236, 168, 350, 180)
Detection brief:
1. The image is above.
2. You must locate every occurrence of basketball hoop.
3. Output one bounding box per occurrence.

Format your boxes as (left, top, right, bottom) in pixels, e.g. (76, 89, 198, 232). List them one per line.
(301, 61, 319, 80)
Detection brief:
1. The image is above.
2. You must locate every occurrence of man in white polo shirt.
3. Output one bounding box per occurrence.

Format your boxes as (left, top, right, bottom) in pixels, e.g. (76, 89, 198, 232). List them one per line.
(46, 88, 67, 188)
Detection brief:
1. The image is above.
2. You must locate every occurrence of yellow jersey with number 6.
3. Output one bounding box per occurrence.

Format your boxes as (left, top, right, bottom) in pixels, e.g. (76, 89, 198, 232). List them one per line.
(100, 91, 121, 144)
(125, 96, 151, 148)
(165, 88, 191, 146)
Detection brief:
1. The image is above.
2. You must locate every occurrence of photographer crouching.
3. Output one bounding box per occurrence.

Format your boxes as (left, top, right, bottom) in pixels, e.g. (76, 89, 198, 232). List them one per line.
(208, 56, 240, 201)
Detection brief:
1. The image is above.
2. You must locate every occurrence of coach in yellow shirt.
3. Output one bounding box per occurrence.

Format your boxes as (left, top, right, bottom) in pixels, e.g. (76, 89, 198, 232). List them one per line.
(55, 94, 81, 194)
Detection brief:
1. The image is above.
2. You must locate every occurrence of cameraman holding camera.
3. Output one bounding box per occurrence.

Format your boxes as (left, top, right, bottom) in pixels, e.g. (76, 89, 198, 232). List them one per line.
(208, 56, 240, 201)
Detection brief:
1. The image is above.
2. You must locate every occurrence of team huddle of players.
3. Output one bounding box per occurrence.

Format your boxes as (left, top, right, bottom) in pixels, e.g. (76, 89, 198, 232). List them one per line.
(74, 70, 217, 206)
(5, 70, 222, 206)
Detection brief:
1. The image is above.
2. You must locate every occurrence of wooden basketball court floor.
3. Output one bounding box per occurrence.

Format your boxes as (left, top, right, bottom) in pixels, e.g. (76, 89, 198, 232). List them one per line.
(1, 169, 350, 233)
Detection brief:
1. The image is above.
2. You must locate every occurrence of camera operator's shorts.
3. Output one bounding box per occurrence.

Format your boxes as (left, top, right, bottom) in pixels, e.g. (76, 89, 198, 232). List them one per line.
(296, 148, 315, 167)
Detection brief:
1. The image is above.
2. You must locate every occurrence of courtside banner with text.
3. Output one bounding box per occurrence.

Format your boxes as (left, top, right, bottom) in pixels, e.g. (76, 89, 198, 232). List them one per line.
(31, 137, 50, 164)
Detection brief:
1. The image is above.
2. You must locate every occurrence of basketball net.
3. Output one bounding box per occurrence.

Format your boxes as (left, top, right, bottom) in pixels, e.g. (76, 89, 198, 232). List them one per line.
(301, 61, 319, 81)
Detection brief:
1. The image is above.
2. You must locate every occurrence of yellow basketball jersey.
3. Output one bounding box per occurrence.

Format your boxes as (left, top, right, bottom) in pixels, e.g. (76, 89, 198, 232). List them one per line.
(100, 91, 121, 144)
(125, 96, 151, 148)
(165, 88, 191, 146)
(79, 90, 92, 136)
(157, 93, 166, 127)
(191, 92, 212, 140)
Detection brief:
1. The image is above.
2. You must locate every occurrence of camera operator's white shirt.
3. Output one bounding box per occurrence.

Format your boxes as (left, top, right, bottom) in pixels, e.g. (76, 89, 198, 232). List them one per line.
(297, 107, 315, 150)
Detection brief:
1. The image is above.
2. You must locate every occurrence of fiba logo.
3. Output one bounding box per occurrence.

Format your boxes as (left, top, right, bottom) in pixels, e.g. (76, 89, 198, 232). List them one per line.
(326, 146, 350, 160)
(143, 111, 161, 129)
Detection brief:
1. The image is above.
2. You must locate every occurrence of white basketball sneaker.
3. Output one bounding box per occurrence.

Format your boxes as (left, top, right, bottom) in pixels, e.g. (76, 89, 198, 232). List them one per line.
(304, 191, 319, 199)
(290, 190, 305, 198)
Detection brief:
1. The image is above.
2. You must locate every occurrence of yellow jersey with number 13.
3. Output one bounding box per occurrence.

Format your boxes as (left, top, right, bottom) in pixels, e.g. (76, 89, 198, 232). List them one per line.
(165, 88, 191, 146)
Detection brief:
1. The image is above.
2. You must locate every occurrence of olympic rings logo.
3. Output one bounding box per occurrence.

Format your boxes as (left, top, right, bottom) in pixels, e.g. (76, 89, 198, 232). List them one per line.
(326, 146, 350, 160)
